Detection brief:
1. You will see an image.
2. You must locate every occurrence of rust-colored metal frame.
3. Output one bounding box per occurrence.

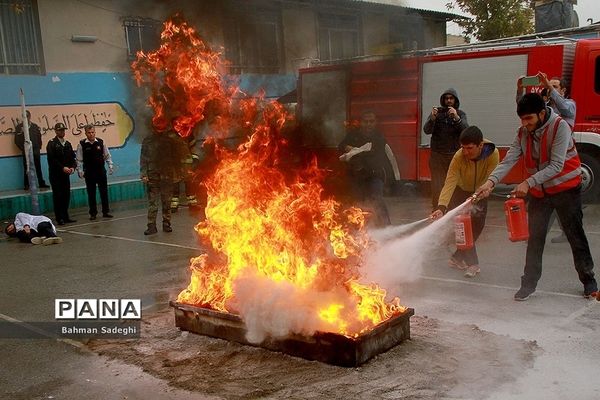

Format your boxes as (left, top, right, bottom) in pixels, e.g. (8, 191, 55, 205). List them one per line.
(170, 301, 414, 367)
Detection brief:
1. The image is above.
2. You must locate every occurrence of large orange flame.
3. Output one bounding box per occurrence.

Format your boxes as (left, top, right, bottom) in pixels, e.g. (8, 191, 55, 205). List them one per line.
(133, 16, 404, 338)
(131, 15, 232, 137)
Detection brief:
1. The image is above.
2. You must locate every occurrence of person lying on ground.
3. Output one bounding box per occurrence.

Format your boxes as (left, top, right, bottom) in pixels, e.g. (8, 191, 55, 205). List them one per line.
(4, 212, 63, 245)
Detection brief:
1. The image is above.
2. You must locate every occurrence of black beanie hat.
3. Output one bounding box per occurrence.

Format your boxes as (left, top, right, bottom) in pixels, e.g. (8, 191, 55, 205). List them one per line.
(517, 93, 546, 116)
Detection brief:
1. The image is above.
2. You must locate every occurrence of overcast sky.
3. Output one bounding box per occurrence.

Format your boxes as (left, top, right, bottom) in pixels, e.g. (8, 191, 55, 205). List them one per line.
(402, 0, 600, 35)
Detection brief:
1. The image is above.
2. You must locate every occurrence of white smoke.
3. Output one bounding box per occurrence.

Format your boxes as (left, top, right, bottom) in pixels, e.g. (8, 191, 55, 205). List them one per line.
(230, 272, 349, 343)
(368, 217, 430, 242)
(361, 201, 471, 295)
(230, 200, 472, 343)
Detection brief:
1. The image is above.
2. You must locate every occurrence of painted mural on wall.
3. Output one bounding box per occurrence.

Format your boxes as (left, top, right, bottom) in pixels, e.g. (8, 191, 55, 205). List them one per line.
(0, 103, 134, 157)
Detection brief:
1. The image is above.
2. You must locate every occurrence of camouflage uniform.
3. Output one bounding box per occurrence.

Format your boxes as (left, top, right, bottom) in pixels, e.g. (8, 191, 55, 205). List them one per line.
(140, 132, 182, 234)
(170, 135, 198, 211)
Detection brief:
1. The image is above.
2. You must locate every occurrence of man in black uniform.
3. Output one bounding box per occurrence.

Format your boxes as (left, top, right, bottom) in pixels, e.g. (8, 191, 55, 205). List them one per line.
(338, 110, 391, 227)
(14, 110, 49, 190)
(76, 124, 114, 220)
(46, 123, 77, 225)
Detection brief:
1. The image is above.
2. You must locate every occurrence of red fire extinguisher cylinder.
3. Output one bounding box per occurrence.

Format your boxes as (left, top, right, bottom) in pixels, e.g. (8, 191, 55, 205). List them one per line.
(455, 213, 474, 250)
(504, 196, 529, 242)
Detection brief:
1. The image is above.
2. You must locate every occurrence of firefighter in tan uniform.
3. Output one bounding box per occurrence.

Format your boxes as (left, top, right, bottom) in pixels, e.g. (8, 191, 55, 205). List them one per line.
(140, 130, 183, 235)
(170, 135, 198, 212)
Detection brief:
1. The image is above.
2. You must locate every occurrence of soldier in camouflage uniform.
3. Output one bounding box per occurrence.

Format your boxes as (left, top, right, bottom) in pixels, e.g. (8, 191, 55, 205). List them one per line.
(140, 131, 183, 235)
(170, 134, 199, 212)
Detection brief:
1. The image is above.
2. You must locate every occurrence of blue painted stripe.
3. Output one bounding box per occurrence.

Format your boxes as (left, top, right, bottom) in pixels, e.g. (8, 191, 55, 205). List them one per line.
(0, 72, 296, 192)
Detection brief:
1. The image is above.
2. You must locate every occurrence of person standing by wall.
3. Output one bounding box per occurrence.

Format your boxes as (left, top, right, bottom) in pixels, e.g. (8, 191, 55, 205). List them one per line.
(76, 124, 114, 220)
(424, 88, 469, 210)
(140, 130, 182, 235)
(338, 110, 391, 227)
(477, 93, 598, 301)
(46, 123, 77, 225)
(14, 110, 49, 190)
(430, 126, 499, 278)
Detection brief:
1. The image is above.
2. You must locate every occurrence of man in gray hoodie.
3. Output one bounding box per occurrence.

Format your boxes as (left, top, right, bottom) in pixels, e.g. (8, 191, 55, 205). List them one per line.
(423, 88, 469, 210)
(477, 93, 597, 301)
(518, 72, 577, 244)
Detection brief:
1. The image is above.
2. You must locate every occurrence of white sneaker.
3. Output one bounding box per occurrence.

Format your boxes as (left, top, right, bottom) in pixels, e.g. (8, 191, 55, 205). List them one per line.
(448, 257, 468, 270)
(464, 265, 481, 278)
(31, 237, 44, 245)
(43, 236, 63, 245)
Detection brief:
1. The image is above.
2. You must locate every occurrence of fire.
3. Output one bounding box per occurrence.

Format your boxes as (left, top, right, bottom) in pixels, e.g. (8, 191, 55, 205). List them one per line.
(133, 16, 404, 338)
(131, 15, 232, 137)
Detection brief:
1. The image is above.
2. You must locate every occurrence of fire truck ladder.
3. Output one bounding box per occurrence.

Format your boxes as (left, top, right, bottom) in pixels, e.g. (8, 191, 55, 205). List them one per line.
(421, 36, 578, 57)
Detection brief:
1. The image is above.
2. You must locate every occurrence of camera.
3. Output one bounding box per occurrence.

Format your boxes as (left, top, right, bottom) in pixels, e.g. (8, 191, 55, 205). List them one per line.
(436, 106, 448, 113)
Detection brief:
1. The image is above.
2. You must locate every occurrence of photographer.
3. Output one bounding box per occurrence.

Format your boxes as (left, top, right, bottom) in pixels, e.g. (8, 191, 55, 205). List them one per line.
(424, 88, 469, 210)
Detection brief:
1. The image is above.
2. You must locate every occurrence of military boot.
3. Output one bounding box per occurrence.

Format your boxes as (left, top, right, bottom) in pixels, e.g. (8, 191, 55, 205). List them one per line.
(187, 194, 199, 209)
(144, 223, 158, 235)
(170, 197, 179, 213)
(162, 222, 173, 233)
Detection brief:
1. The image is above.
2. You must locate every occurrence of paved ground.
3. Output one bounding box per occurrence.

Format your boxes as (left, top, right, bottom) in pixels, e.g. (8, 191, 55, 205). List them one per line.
(0, 194, 599, 399)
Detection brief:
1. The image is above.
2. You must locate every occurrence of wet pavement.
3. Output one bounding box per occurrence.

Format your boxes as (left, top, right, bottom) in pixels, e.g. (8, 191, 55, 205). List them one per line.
(0, 194, 599, 399)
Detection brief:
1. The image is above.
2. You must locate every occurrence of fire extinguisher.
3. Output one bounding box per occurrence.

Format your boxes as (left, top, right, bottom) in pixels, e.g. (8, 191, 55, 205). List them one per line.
(504, 196, 529, 242)
(455, 212, 474, 250)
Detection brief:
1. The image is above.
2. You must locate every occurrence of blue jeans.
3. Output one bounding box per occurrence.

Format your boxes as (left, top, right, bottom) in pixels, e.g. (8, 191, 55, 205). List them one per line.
(523, 186, 597, 292)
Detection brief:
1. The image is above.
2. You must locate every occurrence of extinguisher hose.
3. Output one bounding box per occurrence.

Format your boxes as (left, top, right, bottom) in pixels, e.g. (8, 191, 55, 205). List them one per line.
(490, 191, 515, 199)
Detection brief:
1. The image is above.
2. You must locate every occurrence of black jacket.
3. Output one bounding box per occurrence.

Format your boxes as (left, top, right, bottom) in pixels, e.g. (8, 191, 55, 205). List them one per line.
(46, 137, 76, 176)
(80, 138, 107, 173)
(423, 88, 469, 154)
(338, 129, 388, 180)
(14, 122, 43, 153)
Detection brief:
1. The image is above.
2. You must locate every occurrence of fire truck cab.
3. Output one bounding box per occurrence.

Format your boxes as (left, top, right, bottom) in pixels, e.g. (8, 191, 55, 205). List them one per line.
(297, 36, 600, 201)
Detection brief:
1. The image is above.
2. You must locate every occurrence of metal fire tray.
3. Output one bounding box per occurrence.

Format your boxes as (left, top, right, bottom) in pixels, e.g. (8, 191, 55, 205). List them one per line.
(169, 301, 414, 367)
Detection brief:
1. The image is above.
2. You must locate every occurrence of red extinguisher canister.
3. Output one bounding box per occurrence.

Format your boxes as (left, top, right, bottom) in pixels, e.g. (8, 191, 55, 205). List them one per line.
(455, 212, 474, 250)
(504, 196, 529, 242)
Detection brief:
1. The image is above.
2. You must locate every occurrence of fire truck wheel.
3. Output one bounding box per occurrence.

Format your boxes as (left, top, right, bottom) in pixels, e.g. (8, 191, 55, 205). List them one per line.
(579, 152, 600, 203)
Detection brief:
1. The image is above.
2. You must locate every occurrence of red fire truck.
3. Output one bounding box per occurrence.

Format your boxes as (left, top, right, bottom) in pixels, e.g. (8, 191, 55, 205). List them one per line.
(297, 36, 600, 201)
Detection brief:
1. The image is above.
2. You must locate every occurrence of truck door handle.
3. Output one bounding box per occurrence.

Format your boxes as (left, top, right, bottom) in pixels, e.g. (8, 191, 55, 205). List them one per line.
(585, 115, 600, 121)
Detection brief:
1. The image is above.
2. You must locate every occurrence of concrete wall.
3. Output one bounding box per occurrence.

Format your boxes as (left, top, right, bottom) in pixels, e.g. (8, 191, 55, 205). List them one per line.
(447, 34, 468, 46)
(282, 5, 318, 71)
(36, 0, 226, 73)
(0, 0, 295, 193)
(0, 0, 445, 193)
(423, 18, 447, 49)
(39, 0, 151, 72)
(363, 11, 390, 54)
(0, 72, 139, 191)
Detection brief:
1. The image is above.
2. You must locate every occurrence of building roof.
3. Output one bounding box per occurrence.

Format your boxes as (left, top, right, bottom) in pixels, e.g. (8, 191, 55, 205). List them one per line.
(347, 0, 463, 20)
